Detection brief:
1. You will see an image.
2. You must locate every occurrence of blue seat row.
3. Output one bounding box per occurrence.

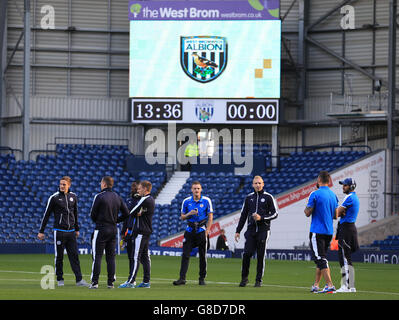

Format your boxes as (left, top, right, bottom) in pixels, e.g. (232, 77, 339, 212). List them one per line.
(0, 146, 368, 245)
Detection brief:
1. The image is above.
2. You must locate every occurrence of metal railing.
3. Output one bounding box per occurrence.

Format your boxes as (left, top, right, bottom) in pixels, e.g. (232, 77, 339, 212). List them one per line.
(0, 146, 23, 157)
(329, 92, 392, 114)
(279, 144, 372, 156)
(53, 137, 129, 147)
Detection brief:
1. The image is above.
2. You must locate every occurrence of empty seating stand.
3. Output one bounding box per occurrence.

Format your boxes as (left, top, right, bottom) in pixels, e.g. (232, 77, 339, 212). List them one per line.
(0, 145, 367, 247)
(363, 235, 399, 251)
(0, 145, 166, 247)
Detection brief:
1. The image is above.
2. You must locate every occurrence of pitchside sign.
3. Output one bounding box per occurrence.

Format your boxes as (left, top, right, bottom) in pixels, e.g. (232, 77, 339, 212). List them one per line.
(160, 150, 386, 251)
(129, 0, 281, 124)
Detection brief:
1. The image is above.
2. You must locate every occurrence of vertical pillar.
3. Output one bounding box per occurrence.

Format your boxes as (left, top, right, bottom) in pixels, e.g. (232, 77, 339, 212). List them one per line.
(387, 0, 397, 217)
(0, 1, 7, 146)
(297, 0, 308, 147)
(271, 125, 279, 168)
(23, 0, 31, 161)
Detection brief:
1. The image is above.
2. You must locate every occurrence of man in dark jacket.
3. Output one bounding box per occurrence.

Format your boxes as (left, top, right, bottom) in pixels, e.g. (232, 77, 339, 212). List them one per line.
(120, 181, 141, 277)
(119, 180, 155, 288)
(37, 176, 89, 287)
(235, 176, 278, 287)
(216, 229, 229, 251)
(89, 176, 130, 289)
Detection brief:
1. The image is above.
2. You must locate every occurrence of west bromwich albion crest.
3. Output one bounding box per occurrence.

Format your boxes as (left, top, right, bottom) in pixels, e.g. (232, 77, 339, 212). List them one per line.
(195, 101, 214, 122)
(181, 36, 228, 83)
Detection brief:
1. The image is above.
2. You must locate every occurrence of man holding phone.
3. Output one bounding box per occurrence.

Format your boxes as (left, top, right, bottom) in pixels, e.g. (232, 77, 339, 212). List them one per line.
(173, 181, 213, 286)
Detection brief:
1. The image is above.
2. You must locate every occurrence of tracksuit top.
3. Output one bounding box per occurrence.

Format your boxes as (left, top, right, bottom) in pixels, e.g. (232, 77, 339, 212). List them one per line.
(181, 195, 213, 233)
(90, 187, 130, 229)
(236, 189, 278, 234)
(129, 194, 155, 236)
(39, 190, 79, 233)
(121, 193, 141, 236)
(339, 191, 360, 224)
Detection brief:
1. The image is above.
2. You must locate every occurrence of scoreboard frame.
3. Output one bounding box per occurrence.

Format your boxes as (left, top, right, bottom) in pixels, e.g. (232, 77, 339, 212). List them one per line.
(129, 98, 279, 124)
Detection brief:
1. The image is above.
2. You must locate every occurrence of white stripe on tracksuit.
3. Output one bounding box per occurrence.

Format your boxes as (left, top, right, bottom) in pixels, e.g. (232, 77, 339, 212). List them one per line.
(130, 196, 150, 214)
(340, 239, 351, 286)
(40, 192, 58, 229)
(310, 233, 321, 260)
(90, 230, 99, 282)
(341, 246, 350, 286)
(53, 230, 57, 276)
(310, 233, 329, 268)
(128, 234, 143, 283)
(260, 230, 271, 278)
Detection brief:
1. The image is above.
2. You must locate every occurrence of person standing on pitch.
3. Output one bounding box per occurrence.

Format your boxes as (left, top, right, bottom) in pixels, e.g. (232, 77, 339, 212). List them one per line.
(235, 176, 278, 287)
(305, 171, 338, 294)
(335, 178, 359, 293)
(119, 180, 155, 288)
(216, 229, 229, 251)
(173, 181, 213, 286)
(120, 181, 141, 272)
(37, 176, 89, 287)
(89, 176, 130, 289)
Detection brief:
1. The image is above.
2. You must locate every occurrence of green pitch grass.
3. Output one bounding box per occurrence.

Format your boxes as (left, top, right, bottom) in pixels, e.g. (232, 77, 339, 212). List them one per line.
(0, 254, 398, 300)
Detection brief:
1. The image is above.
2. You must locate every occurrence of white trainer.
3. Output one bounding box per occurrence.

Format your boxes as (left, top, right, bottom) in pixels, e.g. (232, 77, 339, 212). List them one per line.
(349, 287, 357, 293)
(336, 286, 350, 293)
(76, 279, 89, 287)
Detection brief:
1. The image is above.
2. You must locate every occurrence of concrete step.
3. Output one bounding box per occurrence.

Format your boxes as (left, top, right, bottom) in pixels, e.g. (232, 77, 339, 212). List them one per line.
(156, 171, 190, 205)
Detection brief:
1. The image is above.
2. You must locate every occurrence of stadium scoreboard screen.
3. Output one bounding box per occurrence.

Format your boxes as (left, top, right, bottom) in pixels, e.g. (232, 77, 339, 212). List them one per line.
(129, 0, 281, 124)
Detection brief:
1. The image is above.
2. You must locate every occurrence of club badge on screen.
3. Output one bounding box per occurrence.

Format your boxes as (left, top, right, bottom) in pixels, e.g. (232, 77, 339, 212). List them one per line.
(180, 36, 228, 83)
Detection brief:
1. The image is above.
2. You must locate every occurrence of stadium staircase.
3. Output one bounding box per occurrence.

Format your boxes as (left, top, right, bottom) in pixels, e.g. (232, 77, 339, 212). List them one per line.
(0, 144, 371, 247)
(155, 171, 190, 205)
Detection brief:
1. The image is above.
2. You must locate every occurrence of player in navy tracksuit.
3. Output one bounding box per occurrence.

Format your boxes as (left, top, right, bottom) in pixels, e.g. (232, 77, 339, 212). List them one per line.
(89, 176, 130, 289)
(235, 176, 278, 287)
(37, 176, 89, 287)
(119, 180, 155, 288)
(120, 182, 141, 272)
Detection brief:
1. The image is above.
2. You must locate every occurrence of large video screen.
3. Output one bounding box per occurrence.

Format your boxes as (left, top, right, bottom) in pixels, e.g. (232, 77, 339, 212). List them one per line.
(129, 1, 281, 99)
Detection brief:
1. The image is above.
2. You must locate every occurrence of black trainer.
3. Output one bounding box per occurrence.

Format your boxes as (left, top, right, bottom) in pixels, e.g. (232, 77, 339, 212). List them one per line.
(254, 280, 262, 287)
(199, 279, 206, 285)
(173, 279, 186, 286)
(239, 279, 248, 287)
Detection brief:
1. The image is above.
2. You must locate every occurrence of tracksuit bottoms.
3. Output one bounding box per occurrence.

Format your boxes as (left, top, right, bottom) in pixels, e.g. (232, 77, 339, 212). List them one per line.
(53, 229, 83, 282)
(91, 225, 117, 286)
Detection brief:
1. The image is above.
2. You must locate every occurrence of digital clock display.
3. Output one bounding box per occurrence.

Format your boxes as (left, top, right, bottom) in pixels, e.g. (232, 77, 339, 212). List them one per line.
(132, 101, 183, 121)
(226, 101, 278, 122)
(130, 99, 278, 124)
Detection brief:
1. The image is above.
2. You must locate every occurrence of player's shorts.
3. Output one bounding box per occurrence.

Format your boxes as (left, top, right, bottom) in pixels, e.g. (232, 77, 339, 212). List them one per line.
(309, 232, 332, 270)
(336, 222, 359, 253)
